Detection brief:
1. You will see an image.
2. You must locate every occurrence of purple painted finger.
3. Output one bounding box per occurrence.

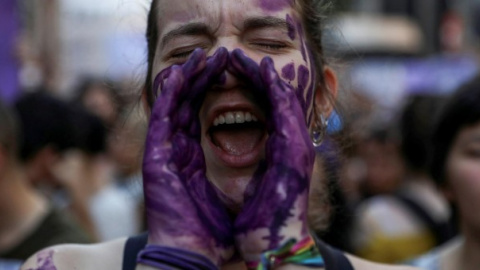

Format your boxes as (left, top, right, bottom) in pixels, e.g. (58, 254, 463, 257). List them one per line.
(152, 48, 207, 100)
(229, 49, 264, 89)
(181, 48, 207, 77)
(189, 47, 229, 100)
(143, 47, 233, 264)
(233, 53, 315, 255)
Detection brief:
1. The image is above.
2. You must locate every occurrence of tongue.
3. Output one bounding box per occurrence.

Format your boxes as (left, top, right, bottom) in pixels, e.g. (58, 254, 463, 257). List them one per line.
(211, 125, 264, 156)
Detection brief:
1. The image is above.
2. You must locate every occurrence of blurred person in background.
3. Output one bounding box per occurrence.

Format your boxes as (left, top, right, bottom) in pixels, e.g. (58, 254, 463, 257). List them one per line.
(0, 97, 90, 267)
(108, 107, 147, 232)
(354, 116, 406, 199)
(409, 75, 480, 270)
(53, 105, 141, 241)
(74, 77, 123, 129)
(350, 94, 455, 263)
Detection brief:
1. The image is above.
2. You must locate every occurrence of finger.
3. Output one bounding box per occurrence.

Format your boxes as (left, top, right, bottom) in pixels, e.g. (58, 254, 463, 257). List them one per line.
(181, 48, 207, 78)
(189, 47, 229, 99)
(260, 57, 314, 163)
(150, 66, 184, 128)
(151, 49, 206, 100)
(228, 49, 264, 89)
(152, 67, 172, 100)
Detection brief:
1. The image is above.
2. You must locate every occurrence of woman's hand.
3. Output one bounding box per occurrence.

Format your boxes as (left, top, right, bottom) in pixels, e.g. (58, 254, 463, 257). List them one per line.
(229, 49, 316, 262)
(141, 48, 234, 266)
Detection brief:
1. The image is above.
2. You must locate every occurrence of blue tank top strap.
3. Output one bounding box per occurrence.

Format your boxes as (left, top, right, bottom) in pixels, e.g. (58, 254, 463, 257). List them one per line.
(122, 233, 354, 270)
(314, 234, 355, 270)
(122, 232, 148, 270)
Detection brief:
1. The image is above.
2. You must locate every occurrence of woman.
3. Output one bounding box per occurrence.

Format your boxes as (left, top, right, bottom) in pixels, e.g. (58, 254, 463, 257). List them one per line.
(409, 76, 480, 270)
(21, 0, 418, 269)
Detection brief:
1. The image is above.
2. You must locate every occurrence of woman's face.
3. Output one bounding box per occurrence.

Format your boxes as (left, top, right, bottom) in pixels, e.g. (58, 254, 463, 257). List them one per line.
(152, 0, 323, 204)
(446, 121, 480, 234)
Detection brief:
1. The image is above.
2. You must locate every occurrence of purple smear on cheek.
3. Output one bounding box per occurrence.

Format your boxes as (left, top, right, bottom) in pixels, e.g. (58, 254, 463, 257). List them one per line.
(27, 250, 56, 270)
(296, 65, 310, 114)
(286, 14, 296, 40)
(259, 0, 293, 12)
(281, 63, 296, 81)
(296, 21, 307, 61)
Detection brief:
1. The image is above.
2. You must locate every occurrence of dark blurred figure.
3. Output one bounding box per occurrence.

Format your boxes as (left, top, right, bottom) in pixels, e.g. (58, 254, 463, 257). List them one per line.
(357, 116, 406, 198)
(0, 97, 90, 265)
(410, 76, 480, 270)
(53, 105, 140, 241)
(15, 91, 77, 189)
(74, 77, 123, 129)
(350, 94, 454, 263)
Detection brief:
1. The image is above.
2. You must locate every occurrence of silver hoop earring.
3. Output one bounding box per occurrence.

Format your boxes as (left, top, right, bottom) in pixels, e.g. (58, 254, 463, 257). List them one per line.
(311, 113, 328, 147)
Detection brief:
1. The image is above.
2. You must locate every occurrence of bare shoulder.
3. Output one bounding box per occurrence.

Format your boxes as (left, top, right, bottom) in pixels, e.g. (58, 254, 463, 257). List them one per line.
(346, 254, 420, 270)
(21, 237, 127, 270)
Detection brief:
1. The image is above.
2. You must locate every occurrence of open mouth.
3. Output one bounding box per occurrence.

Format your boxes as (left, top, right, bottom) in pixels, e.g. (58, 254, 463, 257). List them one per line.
(207, 110, 267, 166)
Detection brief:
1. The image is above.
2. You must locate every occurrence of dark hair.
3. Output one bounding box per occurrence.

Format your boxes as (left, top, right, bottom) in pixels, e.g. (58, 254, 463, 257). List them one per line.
(70, 105, 107, 156)
(143, 0, 331, 107)
(14, 91, 76, 162)
(399, 94, 446, 172)
(430, 75, 480, 185)
(0, 99, 19, 158)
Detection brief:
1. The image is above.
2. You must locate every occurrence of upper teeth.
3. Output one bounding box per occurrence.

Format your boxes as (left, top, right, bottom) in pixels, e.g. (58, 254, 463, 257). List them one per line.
(213, 111, 258, 126)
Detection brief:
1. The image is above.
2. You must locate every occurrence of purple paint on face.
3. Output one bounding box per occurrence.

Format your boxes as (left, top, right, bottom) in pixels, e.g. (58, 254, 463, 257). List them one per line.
(259, 0, 293, 12)
(281, 63, 296, 81)
(286, 14, 296, 40)
(296, 21, 307, 61)
(27, 250, 56, 270)
(294, 65, 310, 115)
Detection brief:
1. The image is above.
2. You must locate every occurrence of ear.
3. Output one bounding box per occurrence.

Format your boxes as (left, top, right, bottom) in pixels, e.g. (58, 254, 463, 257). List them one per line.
(314, 66, 338, 118)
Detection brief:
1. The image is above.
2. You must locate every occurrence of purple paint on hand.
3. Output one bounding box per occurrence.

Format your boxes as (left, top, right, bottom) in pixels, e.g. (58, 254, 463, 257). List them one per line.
(281, 62, 296, 81)
(229, 49, 315, 252)
(259, 0, 293, 12)
(143, 47, 233, 264)
(27, 250, 56, 270)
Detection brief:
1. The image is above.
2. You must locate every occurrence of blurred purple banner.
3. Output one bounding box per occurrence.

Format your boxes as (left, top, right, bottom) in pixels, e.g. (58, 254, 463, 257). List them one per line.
(0, 0, 20, 104)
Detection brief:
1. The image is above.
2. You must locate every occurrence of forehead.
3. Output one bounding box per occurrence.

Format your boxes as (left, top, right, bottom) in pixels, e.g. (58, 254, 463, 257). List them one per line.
(154, 0, 300, 33)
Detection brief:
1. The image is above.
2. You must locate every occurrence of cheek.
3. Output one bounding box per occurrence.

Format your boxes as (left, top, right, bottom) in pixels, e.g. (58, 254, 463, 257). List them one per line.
(447, 157, 480, 211)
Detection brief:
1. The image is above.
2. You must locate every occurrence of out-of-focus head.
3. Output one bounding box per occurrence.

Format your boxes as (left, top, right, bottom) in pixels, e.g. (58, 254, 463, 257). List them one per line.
(15, 91, 76, 163)
(74, 77, 122, 127)
(431, 75, 480, 232)
(0, 99, 19, 162)
(399, 94, 446, 173)
(70, 105, 108, 157)
(430, 76, 480, 186)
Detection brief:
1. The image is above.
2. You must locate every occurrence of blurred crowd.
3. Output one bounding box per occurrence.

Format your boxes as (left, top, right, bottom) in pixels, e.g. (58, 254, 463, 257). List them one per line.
(0, 79, 147, 268)
(2, 0, 480, 269)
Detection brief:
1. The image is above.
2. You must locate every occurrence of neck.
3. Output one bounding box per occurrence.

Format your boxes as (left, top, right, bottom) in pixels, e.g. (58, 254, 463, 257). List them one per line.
(457, 229, 480, 270)
(0, 166, 49, 252)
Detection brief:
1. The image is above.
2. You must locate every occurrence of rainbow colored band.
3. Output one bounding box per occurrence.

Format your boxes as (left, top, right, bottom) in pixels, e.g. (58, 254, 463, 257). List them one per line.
(246, 237, 325, 270)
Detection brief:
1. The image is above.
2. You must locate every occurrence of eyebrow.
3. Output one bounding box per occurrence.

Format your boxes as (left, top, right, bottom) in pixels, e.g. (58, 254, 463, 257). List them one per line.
(243, 16, 290, 32)
(161, 22, 212, 48)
